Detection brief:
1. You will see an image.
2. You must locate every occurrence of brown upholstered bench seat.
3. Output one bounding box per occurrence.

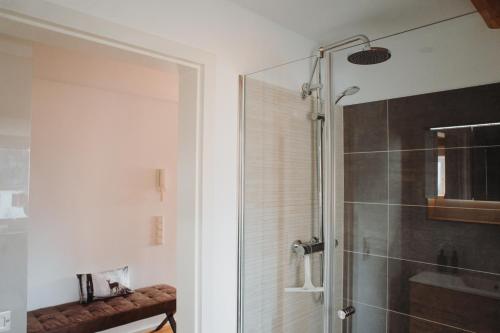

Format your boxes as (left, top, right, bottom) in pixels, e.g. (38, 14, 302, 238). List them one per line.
(28, 284, 176, 333)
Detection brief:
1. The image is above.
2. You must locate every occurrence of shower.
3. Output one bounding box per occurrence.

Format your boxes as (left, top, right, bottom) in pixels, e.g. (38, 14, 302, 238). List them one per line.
(304, 35, 391, 247)
(298, 35, 390, 308)
(301, 34, 390, 99)
(335, 86, 360, 104)
(348, 47, 391, 65)
(239, 11, 500, 332)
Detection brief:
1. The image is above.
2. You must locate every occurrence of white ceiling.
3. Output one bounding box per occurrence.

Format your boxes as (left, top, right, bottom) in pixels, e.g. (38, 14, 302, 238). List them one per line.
(226, 0, 475, 43)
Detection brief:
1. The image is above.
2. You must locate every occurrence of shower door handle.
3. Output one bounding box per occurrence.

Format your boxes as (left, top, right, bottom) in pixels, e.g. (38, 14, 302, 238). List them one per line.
(337, 306, 355, 320)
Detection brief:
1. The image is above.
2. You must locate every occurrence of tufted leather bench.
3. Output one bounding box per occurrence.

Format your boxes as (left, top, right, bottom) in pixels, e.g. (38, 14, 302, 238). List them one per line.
(27, 284, 176, 333)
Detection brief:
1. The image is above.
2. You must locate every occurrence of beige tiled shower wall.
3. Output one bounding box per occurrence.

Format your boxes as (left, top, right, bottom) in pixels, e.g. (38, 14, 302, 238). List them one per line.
(242, 78, 324, 333)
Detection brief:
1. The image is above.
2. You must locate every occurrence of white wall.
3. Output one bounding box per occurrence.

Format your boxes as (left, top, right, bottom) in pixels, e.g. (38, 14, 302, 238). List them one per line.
(28, 1, 317, 332)
(28, 43, 179, 310)
(0, 1, 316, 331)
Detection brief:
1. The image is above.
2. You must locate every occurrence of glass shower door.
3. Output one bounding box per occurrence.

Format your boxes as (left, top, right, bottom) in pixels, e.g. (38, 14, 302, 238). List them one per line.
(239, 57, 328, 333)
(239, 11, 500, 333)
(330, 11, 500, 333)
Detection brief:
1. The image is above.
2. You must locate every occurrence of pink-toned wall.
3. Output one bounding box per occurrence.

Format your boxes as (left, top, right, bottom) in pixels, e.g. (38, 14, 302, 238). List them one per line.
(27, 44, 179, 310)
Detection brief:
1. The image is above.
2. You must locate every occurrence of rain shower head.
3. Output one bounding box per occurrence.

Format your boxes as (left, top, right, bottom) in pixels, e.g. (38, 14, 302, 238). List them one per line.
(347, 46, 391, 65)
(335, 86, 360, 104)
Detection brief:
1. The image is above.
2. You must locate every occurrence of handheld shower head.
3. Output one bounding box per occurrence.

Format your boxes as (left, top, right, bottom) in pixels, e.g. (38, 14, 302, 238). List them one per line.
(335, 86, 360, 104)
(343, 86, 360, 96)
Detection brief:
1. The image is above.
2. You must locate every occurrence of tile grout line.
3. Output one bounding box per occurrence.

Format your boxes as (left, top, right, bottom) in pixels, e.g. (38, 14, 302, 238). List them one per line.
(344, 249, 500, 277)
(344, 201, 500, 212)
(385, 99, 390, 333)
(344, 143, 500, 155)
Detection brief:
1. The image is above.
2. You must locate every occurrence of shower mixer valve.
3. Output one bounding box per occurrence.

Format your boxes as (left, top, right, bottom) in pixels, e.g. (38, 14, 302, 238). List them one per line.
(285, 238, 325, 293)
(291, 238, 324, 256)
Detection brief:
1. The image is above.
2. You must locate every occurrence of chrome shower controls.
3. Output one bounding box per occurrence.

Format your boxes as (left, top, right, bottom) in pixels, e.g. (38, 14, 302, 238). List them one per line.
(292, 237, 324, 256)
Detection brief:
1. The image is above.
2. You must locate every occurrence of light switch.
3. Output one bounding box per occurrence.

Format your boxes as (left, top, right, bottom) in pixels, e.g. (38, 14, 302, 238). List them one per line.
(154, 216, 164, 245)
(0, 311, 11, 332)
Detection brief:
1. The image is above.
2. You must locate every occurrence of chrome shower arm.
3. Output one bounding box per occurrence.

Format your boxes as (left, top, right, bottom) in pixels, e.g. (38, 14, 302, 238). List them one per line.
(318, 34, 370, 57)
(301, 56, 322, 98)
(302, 34, 370, 98)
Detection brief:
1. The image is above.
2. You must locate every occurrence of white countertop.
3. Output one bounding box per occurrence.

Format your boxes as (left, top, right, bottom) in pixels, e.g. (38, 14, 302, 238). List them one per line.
(410, 271, 500, 300)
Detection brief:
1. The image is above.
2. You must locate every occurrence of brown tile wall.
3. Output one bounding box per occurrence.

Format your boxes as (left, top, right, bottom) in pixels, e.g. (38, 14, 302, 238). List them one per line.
(343, 82, 500, 333)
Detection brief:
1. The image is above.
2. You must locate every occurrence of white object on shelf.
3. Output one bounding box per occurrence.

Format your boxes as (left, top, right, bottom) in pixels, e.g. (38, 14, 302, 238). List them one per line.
(285, 255, 324, 293)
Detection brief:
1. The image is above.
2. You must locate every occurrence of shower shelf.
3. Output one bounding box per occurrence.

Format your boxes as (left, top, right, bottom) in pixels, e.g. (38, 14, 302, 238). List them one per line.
(284, 287, 324, 293)
(285, 254, 324, 293)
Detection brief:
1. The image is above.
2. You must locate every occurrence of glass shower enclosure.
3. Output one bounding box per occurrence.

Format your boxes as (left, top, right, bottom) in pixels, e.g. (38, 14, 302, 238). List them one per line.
(239, 11, 500, 333)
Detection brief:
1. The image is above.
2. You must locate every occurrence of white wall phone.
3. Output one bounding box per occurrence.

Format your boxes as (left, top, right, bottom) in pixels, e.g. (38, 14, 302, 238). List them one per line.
(156, 169, 167, 201)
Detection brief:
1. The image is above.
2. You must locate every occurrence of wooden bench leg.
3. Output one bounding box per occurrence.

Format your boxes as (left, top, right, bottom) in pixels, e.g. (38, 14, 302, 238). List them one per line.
(167, 313, 176, 333)
(153, 316, 168, 332)
(152, 313, 176, 333)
